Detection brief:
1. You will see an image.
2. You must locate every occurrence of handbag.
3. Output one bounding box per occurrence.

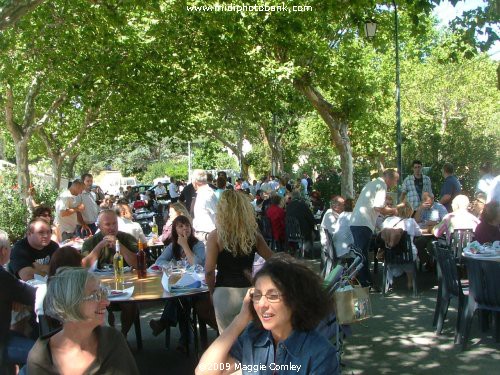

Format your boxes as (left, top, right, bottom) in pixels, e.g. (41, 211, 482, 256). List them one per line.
(333, 281, 372, 324)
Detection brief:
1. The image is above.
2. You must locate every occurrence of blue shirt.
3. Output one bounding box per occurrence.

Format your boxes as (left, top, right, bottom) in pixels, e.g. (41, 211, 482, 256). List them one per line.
(420, 202, 448, 223)
(230, 322, 339, 375)
(154, 241, 205, 267)
(440, 175, 461, 212)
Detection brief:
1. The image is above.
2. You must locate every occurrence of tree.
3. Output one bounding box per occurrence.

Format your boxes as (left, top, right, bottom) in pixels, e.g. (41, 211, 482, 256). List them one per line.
(0, 0, 45, 30)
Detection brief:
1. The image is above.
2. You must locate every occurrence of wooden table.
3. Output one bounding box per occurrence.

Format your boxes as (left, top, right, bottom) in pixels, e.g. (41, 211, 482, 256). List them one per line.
(98, 271, 208, 301)
(97, 271, 209, 354)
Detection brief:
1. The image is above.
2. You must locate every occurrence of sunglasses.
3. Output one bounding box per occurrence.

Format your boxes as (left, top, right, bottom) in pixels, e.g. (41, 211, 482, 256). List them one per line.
(249, 288, 282, 304)
(82, 286, 109, 302)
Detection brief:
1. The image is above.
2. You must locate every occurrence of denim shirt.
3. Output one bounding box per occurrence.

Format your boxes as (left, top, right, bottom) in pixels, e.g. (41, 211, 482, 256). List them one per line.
(230, 322, 339, 375)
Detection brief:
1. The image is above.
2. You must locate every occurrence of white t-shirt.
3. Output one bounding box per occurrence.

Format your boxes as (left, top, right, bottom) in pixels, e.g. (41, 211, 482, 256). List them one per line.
(75, 190, 99, 224)
(168, 183, 179, 199)
(192, 184, 218, 233)
(350, 177, 387, 231)
(155, 185, 167, 197)
(301, 178, 308, 193)
(487, 175, 500, 203)
(118, 217, 147, 244)
(332, 212, 354, 257)
(55, 189, 79, 233)
(382, 216, 422, 256)
(320, 209, 339, 248)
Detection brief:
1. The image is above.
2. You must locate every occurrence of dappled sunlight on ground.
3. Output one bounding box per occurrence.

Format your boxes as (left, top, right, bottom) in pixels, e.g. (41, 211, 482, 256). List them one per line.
(342, 268, 500, 374)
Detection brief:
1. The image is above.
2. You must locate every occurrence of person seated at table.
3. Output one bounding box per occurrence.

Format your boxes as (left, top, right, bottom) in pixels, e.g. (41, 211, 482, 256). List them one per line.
(265, 194, 286, 251)
(34, 246, 83, 324)
(206, 190, 274, 332)
(115, 202, 147, 244)
(320, 195, 345, 248)
(27, 267, 139, 374)
(0, 229, 36, 373)
(474, 201, 500, 244)
(310, 190, 324, 214)
(331, 198, 355, 258)
(81, 210, 138, 338)
(433, 195, 480, 243)
(32, 205, 59, 243)
(160, 202, 192, 246)
(196, 254, 339, 375)
(9, 219, 59, 281)
(413, 192, 448, 268)
(381, 202, 422, 290)
(149, 215, 206, 351)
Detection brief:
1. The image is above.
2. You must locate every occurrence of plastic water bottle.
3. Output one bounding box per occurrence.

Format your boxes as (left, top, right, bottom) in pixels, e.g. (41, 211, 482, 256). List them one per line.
(113, 240, 124, 285)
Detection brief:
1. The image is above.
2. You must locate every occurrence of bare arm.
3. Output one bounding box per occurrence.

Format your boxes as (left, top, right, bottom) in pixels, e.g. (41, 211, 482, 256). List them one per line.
(440, 194, 452, 206)
(119, 243, 138, 269)
(81, 237, 110, 268)
(205, 230, 219, 296)
(195, 290, 253, 375)
(255, 233, 273, 260)
(374, 206, 398, 216)
(18, 264, 48, 281)
(399, 191, 407, 203)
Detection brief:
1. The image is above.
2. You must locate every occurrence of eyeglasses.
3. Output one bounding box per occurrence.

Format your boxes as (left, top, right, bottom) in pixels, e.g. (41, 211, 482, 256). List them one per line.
(82, 286, 109, 302)
(249, 289, 282, 304)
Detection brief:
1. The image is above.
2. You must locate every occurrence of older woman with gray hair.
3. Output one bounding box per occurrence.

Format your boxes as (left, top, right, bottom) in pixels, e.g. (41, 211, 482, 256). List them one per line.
(27, 267, 139, 374)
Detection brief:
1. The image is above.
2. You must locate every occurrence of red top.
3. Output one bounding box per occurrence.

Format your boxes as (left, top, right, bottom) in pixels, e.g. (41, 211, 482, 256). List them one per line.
(266, 204, 286, 241)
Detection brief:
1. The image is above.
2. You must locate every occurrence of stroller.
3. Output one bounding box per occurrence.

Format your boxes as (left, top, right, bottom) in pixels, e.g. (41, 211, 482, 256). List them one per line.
(316, 246, 366, 373)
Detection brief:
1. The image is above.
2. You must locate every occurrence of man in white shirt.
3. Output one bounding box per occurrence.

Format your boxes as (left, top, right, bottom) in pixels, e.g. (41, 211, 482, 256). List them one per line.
(116, 202, 147, 244)
(55, 180, 86, 241)
(75, 173, 99, 237)
(320, 196, 345, 248)
(350, 169, 399, 287)
(192, 169, 218, 245)
(154, 182, 167, 199)
(168, 177, 179, 202)
(300, 173, 309, 195)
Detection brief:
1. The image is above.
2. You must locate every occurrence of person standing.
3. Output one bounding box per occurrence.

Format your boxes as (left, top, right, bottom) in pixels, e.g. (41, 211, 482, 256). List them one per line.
(154, 181, 168, 199)
(75, 173, 99, 237)
(192, 170, 218, 245)
(400, 160, 433, 210)
(476, 161, 494, 197)
(439, 162, 462, 213)
(350, 169, 399, 288)
(55, 179, 86, 241)
(168, 177, 179, 202)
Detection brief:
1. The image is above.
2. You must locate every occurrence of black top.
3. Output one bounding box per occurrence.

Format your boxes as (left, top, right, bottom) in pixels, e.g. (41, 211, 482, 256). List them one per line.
(8, 238, 59, 279)
(0, 267, 36, 345)
(286, 199, 315, 241)
(215, 248, 256, 288)
(179, 183, 196, 213)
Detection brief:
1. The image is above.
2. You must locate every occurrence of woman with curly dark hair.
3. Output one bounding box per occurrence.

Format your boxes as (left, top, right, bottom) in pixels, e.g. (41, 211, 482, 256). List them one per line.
(196, 253, 339, 375)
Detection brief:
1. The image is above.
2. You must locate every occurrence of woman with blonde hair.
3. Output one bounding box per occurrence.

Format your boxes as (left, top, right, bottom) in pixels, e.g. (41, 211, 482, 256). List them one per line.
(205, 190, 273, 332)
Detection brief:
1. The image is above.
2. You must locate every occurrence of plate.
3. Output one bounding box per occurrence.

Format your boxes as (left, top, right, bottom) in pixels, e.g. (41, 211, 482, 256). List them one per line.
(108, 290, 127, 298)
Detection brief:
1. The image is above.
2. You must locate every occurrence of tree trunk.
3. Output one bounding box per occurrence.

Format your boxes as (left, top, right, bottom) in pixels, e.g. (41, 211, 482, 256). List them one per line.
(294, 76, 354, 198)
(14, 139, 30, 198)
(50, 156, 64, 190)
(0, 0, 46, 31)
(66, 152, 80, 181)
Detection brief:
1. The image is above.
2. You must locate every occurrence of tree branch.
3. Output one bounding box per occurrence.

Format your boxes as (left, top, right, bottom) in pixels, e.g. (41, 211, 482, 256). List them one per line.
(0, 0, 46, 31)
(5, 84, 24, 142)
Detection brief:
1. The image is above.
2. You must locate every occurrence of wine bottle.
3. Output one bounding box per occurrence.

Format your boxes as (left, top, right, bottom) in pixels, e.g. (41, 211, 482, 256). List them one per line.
(137, 240, 147, 279)
(113, 240, 124, 285)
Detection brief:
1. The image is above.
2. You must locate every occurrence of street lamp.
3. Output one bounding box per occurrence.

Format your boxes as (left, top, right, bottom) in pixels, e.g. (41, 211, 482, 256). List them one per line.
(364, 20, 377, 39)
(365, 1, 402, 200)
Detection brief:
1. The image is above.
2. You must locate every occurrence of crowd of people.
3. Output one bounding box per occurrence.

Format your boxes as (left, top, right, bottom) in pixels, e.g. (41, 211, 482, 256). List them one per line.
(1, 161, 499, 374)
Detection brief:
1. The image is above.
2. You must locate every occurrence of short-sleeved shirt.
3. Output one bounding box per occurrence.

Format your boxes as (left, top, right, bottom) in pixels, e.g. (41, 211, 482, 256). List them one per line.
(419, 202, 448, 224)
(81, 231, 138, 268)
(440, 175, 462, 212)
(230, 322, 339, 375)
(55, 189, 79, 233)
(350, 177, 387, 231)
(8, 238, 59, 279)
(401, 175, 433, 210)
(75, 190, 99, 225)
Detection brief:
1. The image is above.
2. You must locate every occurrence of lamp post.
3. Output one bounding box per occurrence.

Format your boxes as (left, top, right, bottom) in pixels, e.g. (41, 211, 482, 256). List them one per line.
(365, 0, 402, 200)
